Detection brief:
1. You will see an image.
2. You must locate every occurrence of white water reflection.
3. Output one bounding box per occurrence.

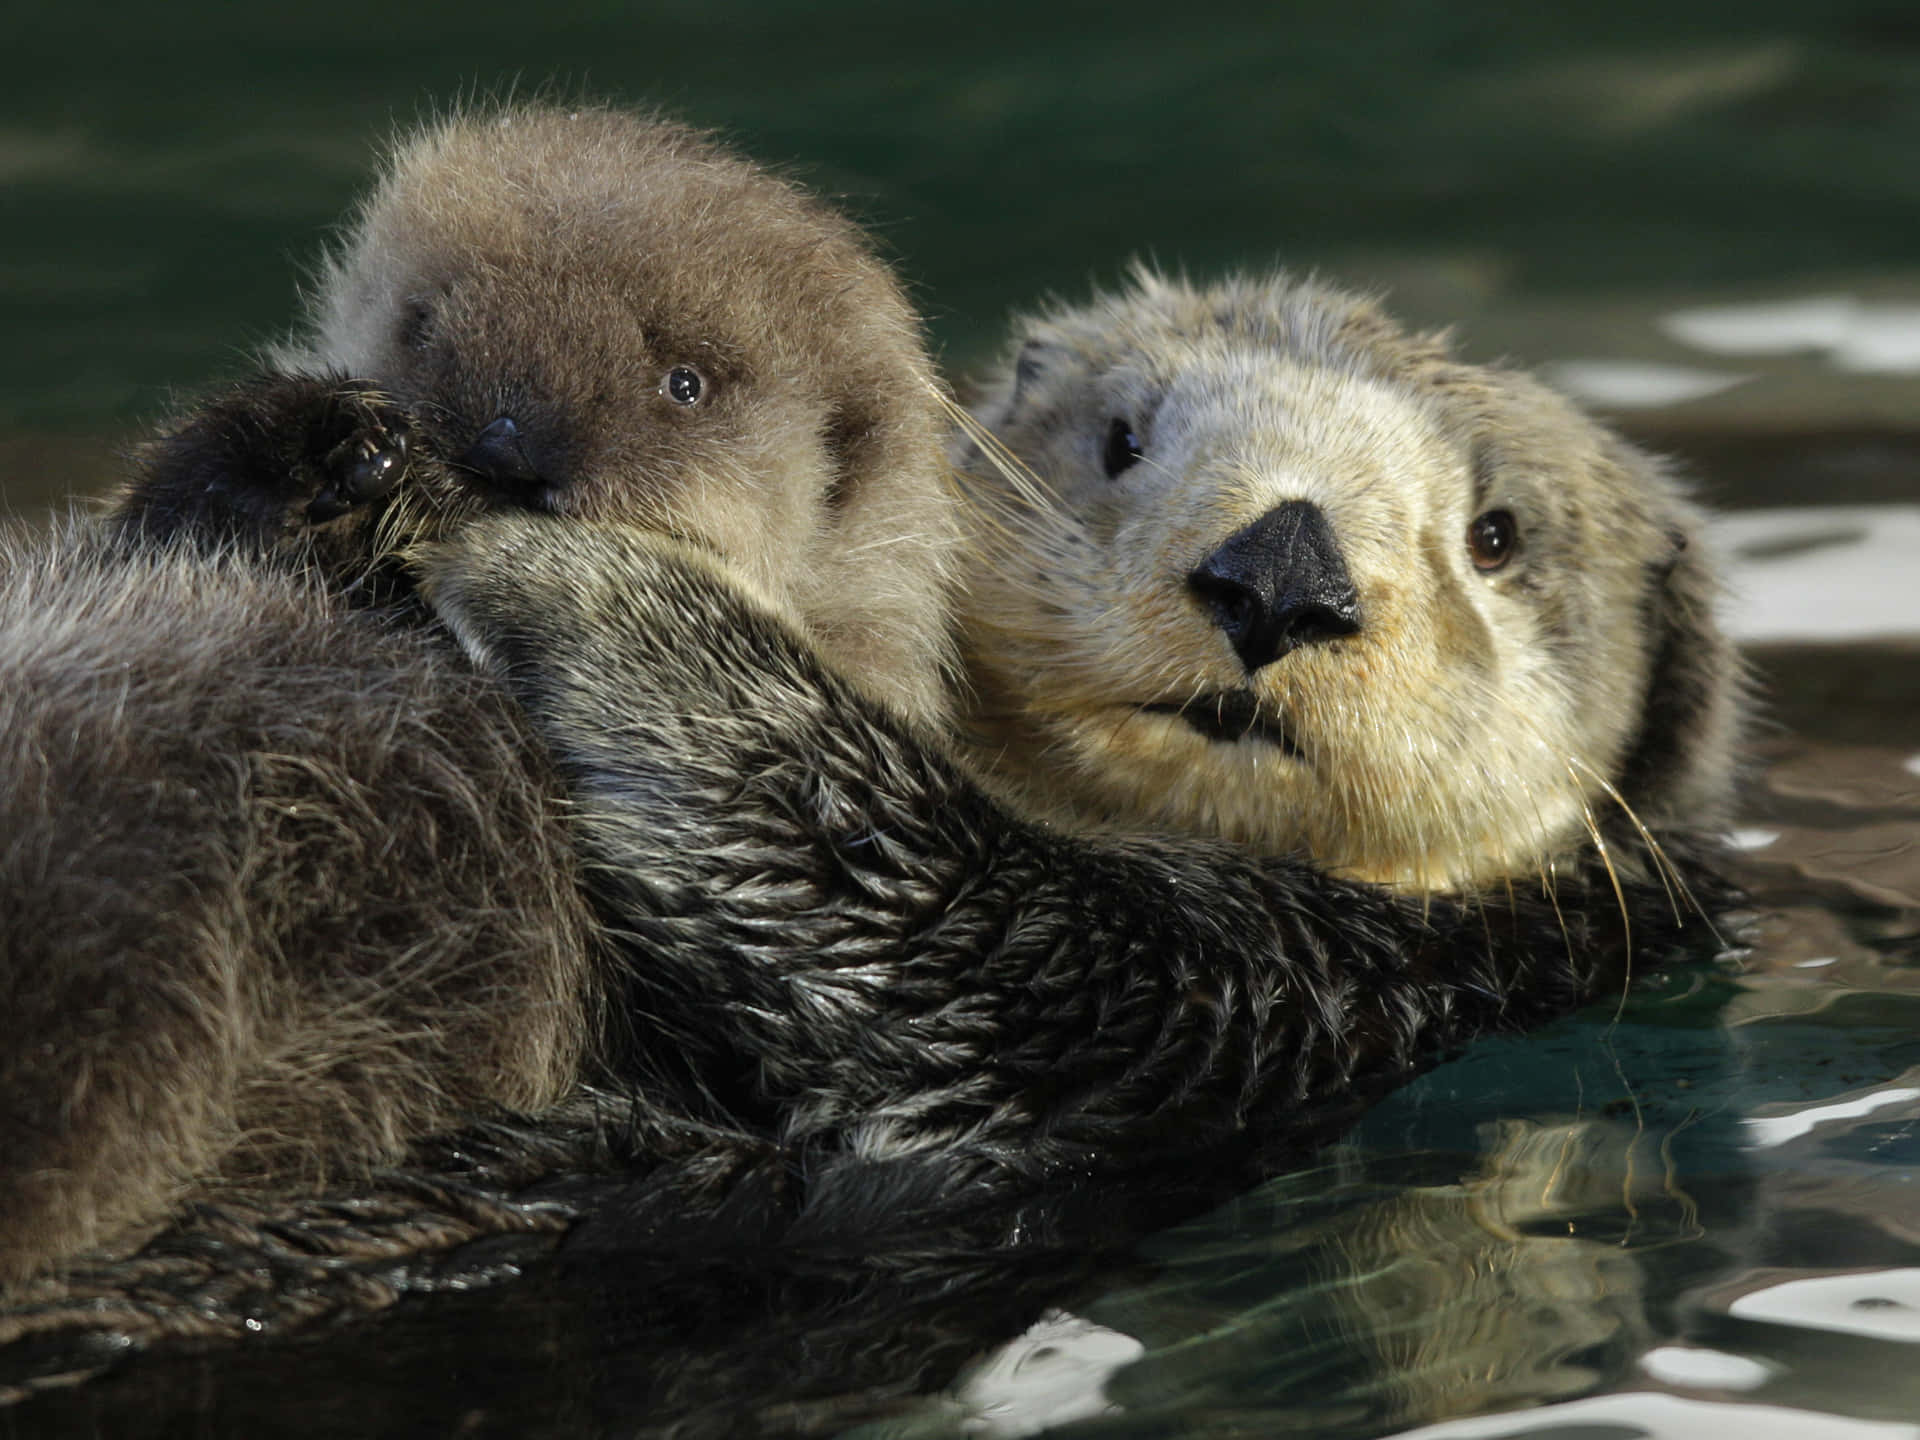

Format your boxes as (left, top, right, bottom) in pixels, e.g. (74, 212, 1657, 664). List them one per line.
(1730, 1270, 1920, 1343)
(1744, 1084, 1920, 1149)
(1662, 295, 1859, 355)
(1663, 296, 1920, 374)
(947, 1310, 1144, 1438)
(1386, 1391, 1920, 1439)
(1543, 359, 1750, 408)
(1713, 505, 1920, 642)
(1638, 1344, 1775, 1391)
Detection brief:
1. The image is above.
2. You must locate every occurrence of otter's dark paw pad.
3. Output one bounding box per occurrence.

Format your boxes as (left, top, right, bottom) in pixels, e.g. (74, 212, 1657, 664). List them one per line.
(307, 408, 411, 524)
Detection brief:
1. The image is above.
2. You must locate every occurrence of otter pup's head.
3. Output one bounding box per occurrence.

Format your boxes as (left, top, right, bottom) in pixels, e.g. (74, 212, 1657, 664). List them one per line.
(956, 270, 1740, 891)
(282, 104, 956, 723)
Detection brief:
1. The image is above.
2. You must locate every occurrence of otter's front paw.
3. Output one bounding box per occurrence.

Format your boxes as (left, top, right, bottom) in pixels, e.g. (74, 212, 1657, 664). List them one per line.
(119, 373, 414, 548)
(413, 515, 796, 724)
(412, 515, 666, 679)
(305, 393, 411, 524)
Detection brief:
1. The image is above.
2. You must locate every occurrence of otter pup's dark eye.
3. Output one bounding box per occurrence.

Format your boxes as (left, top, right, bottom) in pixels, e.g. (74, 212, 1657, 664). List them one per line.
(663, 366, 705, 407)
(1468, 510, 1518, 571)
(1103, 417, 1143, 478)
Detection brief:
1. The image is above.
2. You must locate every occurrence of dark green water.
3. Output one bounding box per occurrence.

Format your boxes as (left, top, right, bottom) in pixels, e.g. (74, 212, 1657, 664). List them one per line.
(6, 5, 1920, 1437)
(11, 0, 1920, 436)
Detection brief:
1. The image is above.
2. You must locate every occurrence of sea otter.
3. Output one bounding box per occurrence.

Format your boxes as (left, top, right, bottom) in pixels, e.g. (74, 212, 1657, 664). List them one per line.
(0, 105, 1730, 1318)
(388, 270, 1740, 1170)
(951, 269, 1741, 894)
(124, 105, 958, 725)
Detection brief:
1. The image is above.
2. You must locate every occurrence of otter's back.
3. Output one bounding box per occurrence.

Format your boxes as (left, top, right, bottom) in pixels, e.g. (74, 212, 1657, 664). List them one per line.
(0, 521, 595, 1285)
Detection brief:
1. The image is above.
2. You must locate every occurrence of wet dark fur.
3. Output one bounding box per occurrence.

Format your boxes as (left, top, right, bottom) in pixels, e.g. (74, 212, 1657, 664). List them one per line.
(420, 511, 1721, 1179)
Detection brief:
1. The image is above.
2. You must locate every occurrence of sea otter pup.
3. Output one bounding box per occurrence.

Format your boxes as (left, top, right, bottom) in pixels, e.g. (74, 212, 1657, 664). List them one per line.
(951, 269, 1742, 893)
(125, 105, 957, 725)
(0, 101, 959, 1290)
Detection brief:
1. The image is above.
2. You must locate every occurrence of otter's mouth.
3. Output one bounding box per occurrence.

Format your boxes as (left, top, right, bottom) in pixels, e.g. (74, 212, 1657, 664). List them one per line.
(1141, 692, 1301, 757)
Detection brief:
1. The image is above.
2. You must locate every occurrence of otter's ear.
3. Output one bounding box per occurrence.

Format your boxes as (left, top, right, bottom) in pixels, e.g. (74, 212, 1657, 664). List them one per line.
(1009, 338, 1068, 412)
(1615, 499, 1745, 829)
(820, 396, 878, 512)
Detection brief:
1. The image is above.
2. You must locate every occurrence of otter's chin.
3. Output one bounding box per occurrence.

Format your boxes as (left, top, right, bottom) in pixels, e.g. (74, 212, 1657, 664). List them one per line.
(1080, 710, 1574, 895)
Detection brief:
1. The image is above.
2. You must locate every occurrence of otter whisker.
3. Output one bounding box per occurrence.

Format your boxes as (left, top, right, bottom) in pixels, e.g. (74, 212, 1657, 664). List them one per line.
(1475, 687, 1636, 924)
(1130, 450, 1185, 487)
(1559, 771, 1639, 1020)
(933, 386, 1060, 516)
(1537, 852, 1582, 972)
(1105, 676, 1208, 755)
(944, 464, 1028, 551)
(406, 395, 467, 428)
(1106, 704, 1148, 744)
(1566, 754, 1718, 940)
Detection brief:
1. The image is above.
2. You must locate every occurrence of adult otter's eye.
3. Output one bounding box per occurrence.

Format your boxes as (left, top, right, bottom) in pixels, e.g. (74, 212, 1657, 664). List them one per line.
(1103, 417, 1143, 478)
(1468, 509, 1518, 571)
(663, 365, 705, 407)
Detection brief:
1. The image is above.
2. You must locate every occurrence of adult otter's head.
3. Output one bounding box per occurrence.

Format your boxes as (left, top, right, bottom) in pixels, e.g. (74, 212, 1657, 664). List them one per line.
(956, 270, 1740, 891)
(281, 103, 955, 722)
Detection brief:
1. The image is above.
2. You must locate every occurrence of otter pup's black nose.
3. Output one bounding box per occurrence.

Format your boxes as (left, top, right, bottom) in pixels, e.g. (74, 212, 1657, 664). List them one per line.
(456, 416, 543, 492)
(1188, 500, 1363, 673)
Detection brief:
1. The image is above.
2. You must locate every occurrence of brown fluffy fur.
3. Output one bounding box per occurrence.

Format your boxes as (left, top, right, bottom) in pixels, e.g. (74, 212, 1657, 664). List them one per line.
(305, 105, 959, 725)
(0, 523, 594, 1287)
(954, 269, 1742, 890)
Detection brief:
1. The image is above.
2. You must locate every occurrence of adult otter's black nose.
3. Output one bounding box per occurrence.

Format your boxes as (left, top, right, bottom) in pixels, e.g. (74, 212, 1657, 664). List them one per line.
(456, 416, 543, 492)
(1188, 500, 1363, 673)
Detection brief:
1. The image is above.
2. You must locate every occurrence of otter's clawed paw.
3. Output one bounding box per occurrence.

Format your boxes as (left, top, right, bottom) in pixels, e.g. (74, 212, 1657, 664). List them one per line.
(309, 416, 409, 524)
(119, 373, 420, 552)
(292, 383, 413, 527)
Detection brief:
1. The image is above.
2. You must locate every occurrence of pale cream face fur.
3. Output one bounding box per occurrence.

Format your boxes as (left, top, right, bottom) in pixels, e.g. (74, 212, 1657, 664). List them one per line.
(274, 105, 958, 724)
(958, 272, 1737, 892)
